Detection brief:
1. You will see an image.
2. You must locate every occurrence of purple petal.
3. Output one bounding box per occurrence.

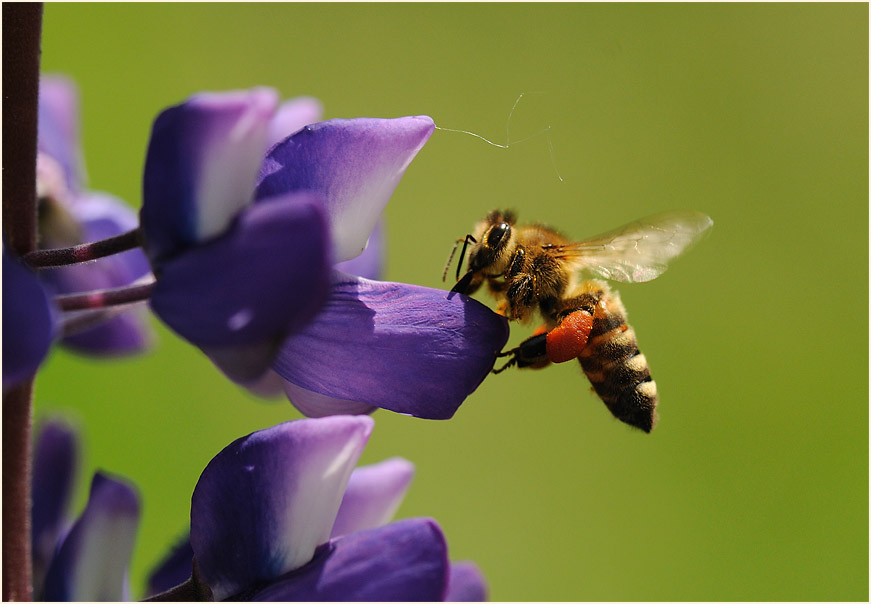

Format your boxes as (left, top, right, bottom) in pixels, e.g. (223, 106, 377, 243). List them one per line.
(331, 458, 414, 539)
(333, 217, 385, 280)
(255, 116, 434, 263)
(146, 537, 194, 597)
(150, 193, 331, 380)
(191, 416, 373, 600)
(38, 75, 84, 192)
(42, 473, 140, 601)
(272, 273, 510, 420)
(203, 341, 294, 385)
(40, 193, 153, 356)
(3, 250, 55, 390)
(72, 193, 151, 279)
(141, 87, 279, 265)
(31, 418, 79, 594)
(283, 379, 377, 417)
(37, 152, 72, 206)
(267, 96, 324, 149)
(253, 518, 449, 602)
(60, 308, 151, 357)
(445, 562, 489, 602)
(240, 368, 287, 398)
(220, 366, 286, 402)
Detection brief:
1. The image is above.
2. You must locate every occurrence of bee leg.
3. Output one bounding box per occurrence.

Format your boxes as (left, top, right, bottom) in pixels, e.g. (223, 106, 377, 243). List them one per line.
(492, 331, 550, 374)
(492, 354, 518, 374)
(486, 276, 508, 295)
(505, 274, 537, 322)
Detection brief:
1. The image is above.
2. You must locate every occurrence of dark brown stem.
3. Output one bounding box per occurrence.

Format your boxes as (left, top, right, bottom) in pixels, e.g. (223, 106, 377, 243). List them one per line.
(56, 280, 156, 312)
(24, 228, 145, 268)
(2, 383, 34, 602)
(2, 3, 43, 601)
(2, 3, 42, 256)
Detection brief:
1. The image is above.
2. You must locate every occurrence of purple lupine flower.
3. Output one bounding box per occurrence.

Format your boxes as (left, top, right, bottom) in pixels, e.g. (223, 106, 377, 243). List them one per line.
(37, 76, 84, 193)
(31, 419, 78, 597)
(147, 417, 488, 601)
(141, 86, 508, 416)
(251, 518, 449, 602)
(252, 115, 509, 419)
(329, 456, 415, 539)
(265, 95, 324, 149)
(140, 88, 332, 382)
(445, 562, 489, 602)
(3, 248, 56, 390)
(334, 216, 385, 281)
(36, 76, 153, 356)
(274, 273, 509, 419)
(42, 473, 140, 601)
(30, 418, 141, 601)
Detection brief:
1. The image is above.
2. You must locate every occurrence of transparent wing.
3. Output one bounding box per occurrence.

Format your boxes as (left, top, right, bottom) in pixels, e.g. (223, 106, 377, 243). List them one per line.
(544, 210, 713, 283)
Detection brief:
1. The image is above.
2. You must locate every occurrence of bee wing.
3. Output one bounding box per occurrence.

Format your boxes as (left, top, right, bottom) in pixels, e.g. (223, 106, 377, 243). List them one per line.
(546, 210, 713, 283)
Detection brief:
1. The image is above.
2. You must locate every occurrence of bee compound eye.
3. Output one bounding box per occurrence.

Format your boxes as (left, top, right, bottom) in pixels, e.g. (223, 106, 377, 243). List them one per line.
(487, 222, 511, 249)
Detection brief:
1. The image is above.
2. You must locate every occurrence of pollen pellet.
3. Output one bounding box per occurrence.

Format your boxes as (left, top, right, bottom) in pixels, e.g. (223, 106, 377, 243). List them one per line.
(546, 310, 593, 363)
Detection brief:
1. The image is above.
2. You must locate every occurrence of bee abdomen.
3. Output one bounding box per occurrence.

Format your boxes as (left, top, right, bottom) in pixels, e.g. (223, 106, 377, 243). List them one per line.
(579, 310, 659, 433)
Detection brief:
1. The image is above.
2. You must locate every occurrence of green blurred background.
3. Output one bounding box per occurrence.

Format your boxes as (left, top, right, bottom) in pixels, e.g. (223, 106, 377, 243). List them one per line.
(35, 4, 867, 601)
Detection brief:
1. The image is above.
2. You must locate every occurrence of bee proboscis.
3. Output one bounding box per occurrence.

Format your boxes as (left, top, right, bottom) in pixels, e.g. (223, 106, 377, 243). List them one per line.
(445, 209, 713, 432)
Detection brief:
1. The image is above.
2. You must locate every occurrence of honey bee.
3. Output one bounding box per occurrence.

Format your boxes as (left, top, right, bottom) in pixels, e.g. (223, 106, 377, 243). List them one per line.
(444, 209, 713, 432)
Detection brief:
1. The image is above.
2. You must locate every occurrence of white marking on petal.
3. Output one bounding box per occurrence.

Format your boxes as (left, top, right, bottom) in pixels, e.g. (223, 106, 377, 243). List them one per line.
(273, 419, 372, 575)
(227, 308, 253, 331)
(195, 88, 279, 242)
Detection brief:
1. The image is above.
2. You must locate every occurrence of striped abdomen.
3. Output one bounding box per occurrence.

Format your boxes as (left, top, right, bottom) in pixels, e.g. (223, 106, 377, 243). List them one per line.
(576, 284, 658, 432)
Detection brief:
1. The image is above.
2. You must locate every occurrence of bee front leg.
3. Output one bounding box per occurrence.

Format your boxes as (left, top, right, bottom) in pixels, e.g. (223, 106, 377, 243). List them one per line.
(505, 274, 536, 321)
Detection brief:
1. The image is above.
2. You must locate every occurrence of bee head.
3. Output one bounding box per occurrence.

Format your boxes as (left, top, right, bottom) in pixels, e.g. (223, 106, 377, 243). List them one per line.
(448, 209, 517, 295)
(467, 211, 516, 275)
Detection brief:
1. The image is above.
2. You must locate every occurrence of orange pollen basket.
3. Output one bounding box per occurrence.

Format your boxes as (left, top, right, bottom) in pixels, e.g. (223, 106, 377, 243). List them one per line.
(545, 310, 593, 364)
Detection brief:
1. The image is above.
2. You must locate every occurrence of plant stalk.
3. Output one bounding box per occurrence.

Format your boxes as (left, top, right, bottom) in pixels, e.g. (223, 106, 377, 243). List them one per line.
(24, 228, 145, 269)
(56, 280, 156, 312)
(2, 4, 44, 600)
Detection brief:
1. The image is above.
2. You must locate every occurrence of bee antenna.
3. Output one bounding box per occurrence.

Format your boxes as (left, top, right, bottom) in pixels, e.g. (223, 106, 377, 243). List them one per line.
(442, 239, 462, 282)
(455, 233, 476, 282)
(443, 234, 477, 282)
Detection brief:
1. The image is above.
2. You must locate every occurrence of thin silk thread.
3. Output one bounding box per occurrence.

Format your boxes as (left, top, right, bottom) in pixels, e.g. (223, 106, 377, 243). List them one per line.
(434, 92, 564, 182)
